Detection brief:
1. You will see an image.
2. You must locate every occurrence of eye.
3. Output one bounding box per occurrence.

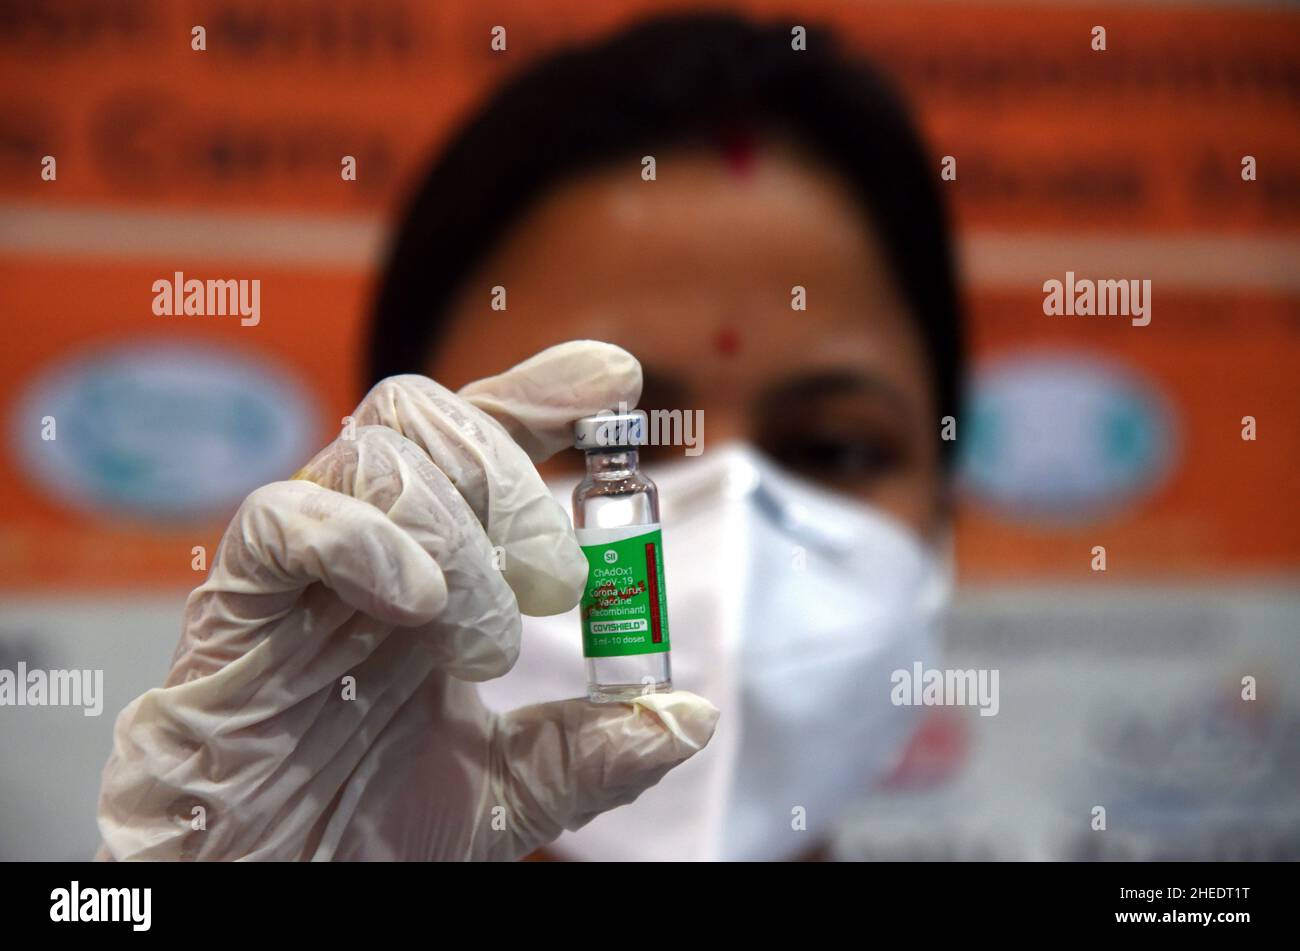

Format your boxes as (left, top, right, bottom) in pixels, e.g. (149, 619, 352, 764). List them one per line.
(763, 428, 907, 487)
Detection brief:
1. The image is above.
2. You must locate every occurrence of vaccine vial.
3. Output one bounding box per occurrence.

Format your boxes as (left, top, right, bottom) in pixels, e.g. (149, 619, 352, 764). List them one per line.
(572, 411, 672, 703)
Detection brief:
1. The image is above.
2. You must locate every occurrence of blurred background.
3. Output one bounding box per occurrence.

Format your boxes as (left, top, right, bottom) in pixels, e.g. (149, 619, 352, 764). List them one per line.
(1, 0, 1297, 860)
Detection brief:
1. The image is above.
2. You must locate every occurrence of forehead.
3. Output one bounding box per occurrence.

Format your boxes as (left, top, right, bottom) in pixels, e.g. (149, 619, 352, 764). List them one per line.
(432, 141, 930, 405)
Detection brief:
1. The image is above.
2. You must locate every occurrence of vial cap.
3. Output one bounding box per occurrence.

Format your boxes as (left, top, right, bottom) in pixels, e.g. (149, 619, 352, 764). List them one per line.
(574, 410, 648, 449)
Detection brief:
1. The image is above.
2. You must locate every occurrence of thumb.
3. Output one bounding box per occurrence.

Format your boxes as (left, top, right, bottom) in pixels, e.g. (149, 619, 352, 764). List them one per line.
(489, 691, 719, 859)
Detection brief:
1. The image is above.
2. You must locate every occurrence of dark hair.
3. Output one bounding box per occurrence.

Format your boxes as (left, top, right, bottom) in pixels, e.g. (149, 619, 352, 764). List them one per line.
(369, 12, 963, 466)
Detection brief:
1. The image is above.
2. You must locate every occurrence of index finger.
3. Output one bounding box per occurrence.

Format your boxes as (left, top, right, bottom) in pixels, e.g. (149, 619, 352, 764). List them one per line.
(457, 340, 642, 462)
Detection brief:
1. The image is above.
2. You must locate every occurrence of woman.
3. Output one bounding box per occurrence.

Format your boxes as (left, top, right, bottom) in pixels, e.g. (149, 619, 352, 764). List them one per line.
(97, 13, 963, 861)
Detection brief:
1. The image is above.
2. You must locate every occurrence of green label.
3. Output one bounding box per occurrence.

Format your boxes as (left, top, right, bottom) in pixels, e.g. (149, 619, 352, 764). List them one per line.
(577, 526, 670, 658)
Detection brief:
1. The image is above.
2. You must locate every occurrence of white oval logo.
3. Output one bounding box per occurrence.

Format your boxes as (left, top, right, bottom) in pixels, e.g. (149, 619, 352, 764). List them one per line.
(959, 352, 1177, 521)
(604, 549, 619, 564)
(11, 341, 320, 521)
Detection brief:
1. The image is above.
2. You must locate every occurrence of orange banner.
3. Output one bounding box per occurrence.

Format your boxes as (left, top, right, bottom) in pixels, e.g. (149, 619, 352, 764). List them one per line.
(2, 0, 1297, 230)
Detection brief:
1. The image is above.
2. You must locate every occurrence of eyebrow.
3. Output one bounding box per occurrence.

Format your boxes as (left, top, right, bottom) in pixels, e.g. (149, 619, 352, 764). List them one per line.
(758, 369, 916, 426)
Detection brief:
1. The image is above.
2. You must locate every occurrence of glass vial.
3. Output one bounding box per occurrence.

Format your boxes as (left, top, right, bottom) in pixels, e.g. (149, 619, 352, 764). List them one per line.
(572, 411, 672, 703)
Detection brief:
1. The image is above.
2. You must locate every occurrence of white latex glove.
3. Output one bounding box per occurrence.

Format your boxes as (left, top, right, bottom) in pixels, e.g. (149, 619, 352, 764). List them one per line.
(95, 340, 719, 861)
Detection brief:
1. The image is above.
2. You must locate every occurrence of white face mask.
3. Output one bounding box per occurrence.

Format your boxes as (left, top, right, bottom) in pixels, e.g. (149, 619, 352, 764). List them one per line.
(476, 443, 950, 861)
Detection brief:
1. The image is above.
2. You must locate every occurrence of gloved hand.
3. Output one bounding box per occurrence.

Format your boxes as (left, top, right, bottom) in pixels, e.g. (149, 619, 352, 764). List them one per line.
(95, 340, 719, 861)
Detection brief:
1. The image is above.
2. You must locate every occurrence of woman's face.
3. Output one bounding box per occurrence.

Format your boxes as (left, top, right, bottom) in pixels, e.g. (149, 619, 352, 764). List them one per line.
(427, 139, 944, 536)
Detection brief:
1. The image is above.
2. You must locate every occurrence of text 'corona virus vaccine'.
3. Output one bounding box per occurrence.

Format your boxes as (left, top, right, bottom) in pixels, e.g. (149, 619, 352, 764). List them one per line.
(572, 411, 672, 703)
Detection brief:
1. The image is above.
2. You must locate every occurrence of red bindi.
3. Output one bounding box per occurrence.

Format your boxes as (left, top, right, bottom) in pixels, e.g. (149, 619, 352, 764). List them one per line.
(719, 127, 758, 179)
(713, 327, 742, 356)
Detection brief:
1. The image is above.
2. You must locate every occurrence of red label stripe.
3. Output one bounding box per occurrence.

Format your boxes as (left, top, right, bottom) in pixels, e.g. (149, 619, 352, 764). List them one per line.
(644, 541, 662, 643)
